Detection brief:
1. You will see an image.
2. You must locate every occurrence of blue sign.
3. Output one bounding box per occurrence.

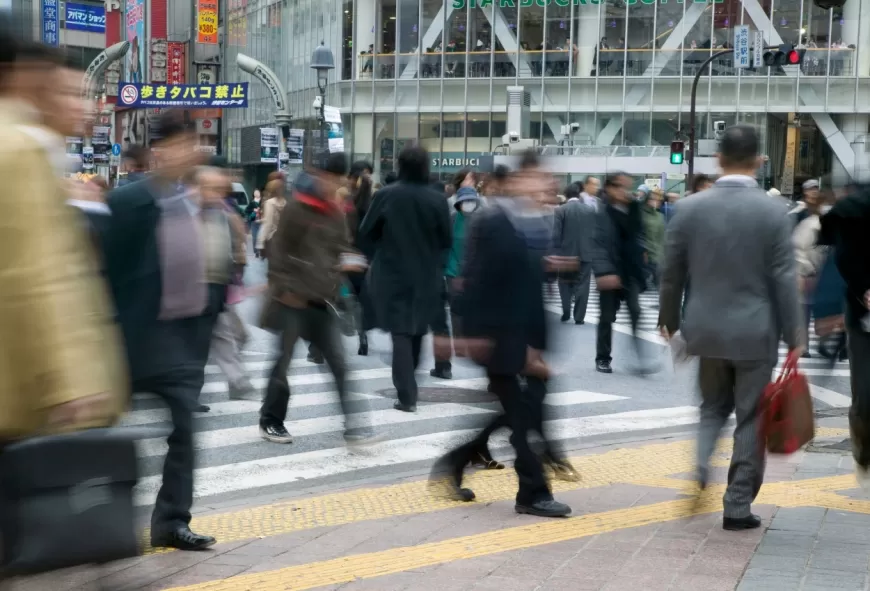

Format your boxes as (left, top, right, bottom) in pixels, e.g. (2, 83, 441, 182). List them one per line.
(111, 143, 122, 156)
(117, 82, 250, 108)
(65, 2, 106, 33)
(41, 0, 59, 46)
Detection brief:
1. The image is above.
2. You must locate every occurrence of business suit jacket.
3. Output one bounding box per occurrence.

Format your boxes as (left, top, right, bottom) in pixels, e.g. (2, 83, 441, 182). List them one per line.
(551, 198, 596, 262)
(461, 203, 547, 375)
(659, 178, 802, 362)
(0, 104, 127, 440)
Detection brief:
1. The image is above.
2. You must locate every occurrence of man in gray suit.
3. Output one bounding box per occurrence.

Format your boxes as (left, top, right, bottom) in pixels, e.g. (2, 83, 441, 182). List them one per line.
(658, 125, 803, 531)
(552, 183, 597, 323)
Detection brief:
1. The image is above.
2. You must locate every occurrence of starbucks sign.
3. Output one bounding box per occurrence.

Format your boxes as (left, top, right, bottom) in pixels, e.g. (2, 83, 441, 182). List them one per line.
(433, 157, 481, 169)
(450, 0, 721, 8)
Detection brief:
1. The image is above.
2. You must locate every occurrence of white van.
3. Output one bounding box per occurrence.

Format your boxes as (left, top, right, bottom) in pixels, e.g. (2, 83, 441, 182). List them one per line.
(229, 182, 250, 209)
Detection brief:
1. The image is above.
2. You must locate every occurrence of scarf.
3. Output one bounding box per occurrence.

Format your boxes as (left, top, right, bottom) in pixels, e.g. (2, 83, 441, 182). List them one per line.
(156, 188, 207, 320)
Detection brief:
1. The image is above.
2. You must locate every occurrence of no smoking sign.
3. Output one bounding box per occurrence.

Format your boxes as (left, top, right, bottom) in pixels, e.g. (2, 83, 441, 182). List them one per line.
(120, 84, 139, 105)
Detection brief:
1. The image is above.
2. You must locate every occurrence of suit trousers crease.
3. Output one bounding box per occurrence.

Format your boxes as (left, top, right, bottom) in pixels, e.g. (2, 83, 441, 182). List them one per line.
(139, 311, 219, 539)
(596, 281, 642, 363)
(445, 374, 552, 506)
(697, 357, 771, 519)
(260, 305, 356, 429)
(558, 263, 593, 322)
(392, 334, 423, 406)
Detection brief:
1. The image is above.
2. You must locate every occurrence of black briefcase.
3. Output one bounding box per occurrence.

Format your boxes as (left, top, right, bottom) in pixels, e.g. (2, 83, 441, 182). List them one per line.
(0, 428, 141, 577)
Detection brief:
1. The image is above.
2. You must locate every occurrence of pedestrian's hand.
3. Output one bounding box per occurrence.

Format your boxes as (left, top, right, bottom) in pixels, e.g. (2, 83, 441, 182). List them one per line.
(339, 262, 367, 273)
(47, 392, 112, 429)
(524, 348, 550, 379)
(864, 289, 870, 309)
(450, 277, 464, 292)
(789, 345, 806, 360)
(596, 275, 622, 291)
(278, 292, 307, 309)
(544, 256, 579, 272)
(659, 326, 672, 341)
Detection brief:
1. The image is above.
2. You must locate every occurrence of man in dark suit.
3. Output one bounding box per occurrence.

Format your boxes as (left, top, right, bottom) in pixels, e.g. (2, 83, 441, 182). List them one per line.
(103, 110, 221, 550)
(552, 182, 597, 324)
(659, 125, 803, 530)
(360, 145, 452, 413)
(432, 151, 572, 518)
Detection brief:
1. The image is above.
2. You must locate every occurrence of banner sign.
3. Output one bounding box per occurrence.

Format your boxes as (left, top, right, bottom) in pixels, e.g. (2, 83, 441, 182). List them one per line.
(286, 129, 304, 164)
(197, 0, 218, 44)
(260, 128, 279, 163)
(167, 42, 186, 85)
(125, 0, 146, 83)
(65, 2, 106, 32)
(42, 0, 59, 46)
(117, 82, 249, 108)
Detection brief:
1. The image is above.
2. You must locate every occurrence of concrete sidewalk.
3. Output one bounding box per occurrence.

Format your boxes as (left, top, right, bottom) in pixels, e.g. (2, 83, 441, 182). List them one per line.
(8, 417, 870, 591)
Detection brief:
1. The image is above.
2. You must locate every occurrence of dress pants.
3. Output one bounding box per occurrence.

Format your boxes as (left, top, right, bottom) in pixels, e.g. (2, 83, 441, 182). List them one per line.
(138, 312, 218, 540)
(696, 357, 773, 519)
(260, 304, 355, 428)
(392, 334, 423, 406)
(210, 305, 249, 389)
(444, 373, 551, 506)
(558, 263, 592, 322)
(847, 315, 870, 466)
(596, 279, 641, 363)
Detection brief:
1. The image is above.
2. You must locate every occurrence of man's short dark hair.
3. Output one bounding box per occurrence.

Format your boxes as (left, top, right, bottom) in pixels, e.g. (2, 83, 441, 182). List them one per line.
(320, 152, 348, 176)
(491, 164, 510, 182)
(152, 109, 190, 143)
(719, 124, 760, 169)
(605, 172, 630, 188)
(384, 171, 398, 185)
(397, 144, 430, 184)
(692, 174, 712, 193)
(123, 145, 150, 170)
(349, 160, 372, 178)
(518, 149, 540, 170)
(564, 182, 581, 199)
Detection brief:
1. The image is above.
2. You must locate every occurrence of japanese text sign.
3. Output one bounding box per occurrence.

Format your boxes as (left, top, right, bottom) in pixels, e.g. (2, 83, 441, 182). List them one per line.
(65, 2, 106, 33)
(42, 0, 59, 47)
(167, 42, 186, 85)
(117, 82, 249, 108)
(734, 25, 750, 69)
(197, 0, 218, 44)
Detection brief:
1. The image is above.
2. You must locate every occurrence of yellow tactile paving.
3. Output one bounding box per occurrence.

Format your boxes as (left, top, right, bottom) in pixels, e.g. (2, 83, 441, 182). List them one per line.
(144, 439, 705, 554)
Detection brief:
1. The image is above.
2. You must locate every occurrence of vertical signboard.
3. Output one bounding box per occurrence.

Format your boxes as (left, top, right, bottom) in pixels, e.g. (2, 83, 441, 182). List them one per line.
(753, 31, 764, 68)
(125, 0, 146, 82)
(42, 0, 59, 46)
(260, 128, 279, 164)
(167, 42, 186, 85)
(197, 0, 218, 44)
(734, 25, 750, 69)
(781, 116, 798, 196)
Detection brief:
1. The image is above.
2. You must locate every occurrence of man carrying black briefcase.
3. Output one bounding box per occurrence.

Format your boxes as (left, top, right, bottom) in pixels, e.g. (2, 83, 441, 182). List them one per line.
(0, 29, 135, 579)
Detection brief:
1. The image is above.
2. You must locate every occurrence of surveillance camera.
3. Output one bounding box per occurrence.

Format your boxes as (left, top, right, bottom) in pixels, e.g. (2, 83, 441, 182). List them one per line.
(313, 95, 323, 110)
(508, 131, 520, 143)
(714, 121, 726, 132)
(569, 122, 581, 132)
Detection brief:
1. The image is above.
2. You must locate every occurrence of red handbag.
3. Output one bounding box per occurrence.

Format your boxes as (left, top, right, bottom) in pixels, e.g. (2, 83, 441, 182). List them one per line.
(760, 351, 815, 454)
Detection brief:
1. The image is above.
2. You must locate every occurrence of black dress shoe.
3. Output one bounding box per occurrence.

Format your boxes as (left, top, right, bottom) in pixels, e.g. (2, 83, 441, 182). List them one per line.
(152, 527, 216, 551)
(394, 402, 417, 413)
(195, 404, 210, 413)
(575, 319, 585, 325)
(515, 499, 572, 518)
(429, 367, 452, 379)
(560, 313, 570, 322)
(596, 360, 613, 374)
(723, 514, 762, 531)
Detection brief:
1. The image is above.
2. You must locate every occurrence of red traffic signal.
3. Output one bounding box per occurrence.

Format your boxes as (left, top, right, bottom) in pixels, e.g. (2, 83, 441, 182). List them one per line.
(763, 44, 804, 67)
(787, 49, 802, 65)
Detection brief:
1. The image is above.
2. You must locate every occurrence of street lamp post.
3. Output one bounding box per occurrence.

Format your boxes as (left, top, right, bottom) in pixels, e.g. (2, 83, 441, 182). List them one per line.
(310, 42, 335, 165)
(686, 49, 734, 190)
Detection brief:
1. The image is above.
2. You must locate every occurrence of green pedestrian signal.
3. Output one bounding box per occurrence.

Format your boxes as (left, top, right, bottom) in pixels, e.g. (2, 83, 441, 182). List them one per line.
(670, 140, 685, 165)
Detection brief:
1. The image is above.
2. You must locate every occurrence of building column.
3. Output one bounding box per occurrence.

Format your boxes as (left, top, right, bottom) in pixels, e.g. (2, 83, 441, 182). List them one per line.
(575, 7, 602, 78)
(842, 0, 870, 77)
(832, 114, 870, 185)
(354, 0, 375, 78)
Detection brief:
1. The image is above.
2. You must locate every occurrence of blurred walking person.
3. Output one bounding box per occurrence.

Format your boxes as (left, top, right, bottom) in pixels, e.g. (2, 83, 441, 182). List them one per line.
(259, 153, 378, 444)
(256, 178, 287, 259)
(591, 172, 650, 375)
(431, 151, 572, 516)
(640, 187, 665, 293)
(245, 189, 263, 257)
(104, 110, 221, 550)
(344, 161, 376, 356)
(658, 125, 803, 530)
(361, 145, 451, 413)
(552, 182, 596, 324)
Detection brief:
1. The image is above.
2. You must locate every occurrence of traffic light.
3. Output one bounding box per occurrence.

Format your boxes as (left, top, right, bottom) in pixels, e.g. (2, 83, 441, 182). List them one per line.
(763, 44, 805, 67)
(669, 140, 685, 165)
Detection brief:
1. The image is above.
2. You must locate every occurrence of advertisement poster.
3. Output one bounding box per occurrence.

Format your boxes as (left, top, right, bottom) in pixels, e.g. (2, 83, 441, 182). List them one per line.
(197, 0, 218, 44)
(167, 42, 186, 85)
(92, 126, 111, 163)
(65, 2, 106, 33)
(286, 129, 304, 164)
(323, 106, 344, 154)
(66, 137, 83, 164)
(125, 0, 145, 83)
(117, 82, 249, 108)
(82, 146, 95, 170)
(42, 0, 59, 46)
(260, 128, 279, 164)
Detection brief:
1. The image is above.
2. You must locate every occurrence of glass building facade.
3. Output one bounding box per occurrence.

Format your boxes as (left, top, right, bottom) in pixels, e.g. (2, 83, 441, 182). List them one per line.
(223, 0, 870, 183)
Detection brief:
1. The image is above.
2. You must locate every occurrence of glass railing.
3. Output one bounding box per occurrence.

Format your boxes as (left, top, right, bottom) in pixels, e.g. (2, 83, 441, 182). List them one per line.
(356, 47, 855, 80)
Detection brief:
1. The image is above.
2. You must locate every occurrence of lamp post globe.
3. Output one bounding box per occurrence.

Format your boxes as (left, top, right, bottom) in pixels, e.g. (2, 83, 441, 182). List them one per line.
(310, 41, 335, 93)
